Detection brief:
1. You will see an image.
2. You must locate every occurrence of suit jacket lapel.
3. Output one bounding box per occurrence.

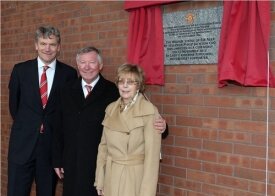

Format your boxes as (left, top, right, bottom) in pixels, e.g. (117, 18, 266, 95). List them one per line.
(29, 59, 44, 111)
(46, 60, 61, 109)
(70, 75, 108, 109)
(83, 75, 105, 107)
(71, 78, 86, 109)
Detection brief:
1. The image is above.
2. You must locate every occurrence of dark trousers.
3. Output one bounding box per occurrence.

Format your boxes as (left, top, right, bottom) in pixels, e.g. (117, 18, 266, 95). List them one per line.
(7, 134, 57, 196)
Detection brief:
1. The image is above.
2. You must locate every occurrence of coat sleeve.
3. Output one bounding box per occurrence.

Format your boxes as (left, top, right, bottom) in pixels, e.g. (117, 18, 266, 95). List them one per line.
(52, 68, 77, 168)
(9, 65, 20, 120)
(139, 107, 161, 196)
(94, 115, 108, 189)
(162, 123, 169, 139)
(52, 89, 64, 168)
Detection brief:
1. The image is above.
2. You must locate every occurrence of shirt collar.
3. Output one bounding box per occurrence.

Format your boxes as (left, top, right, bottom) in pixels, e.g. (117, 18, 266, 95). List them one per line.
(37, 56, 56, 70)
(81, 75, 100, 89)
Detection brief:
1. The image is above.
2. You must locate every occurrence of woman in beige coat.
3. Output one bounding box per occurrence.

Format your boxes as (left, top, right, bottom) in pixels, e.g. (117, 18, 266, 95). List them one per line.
(94, 64, 161, 196)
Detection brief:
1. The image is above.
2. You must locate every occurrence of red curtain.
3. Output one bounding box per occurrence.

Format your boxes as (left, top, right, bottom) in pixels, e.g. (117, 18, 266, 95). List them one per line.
(218, 1, 275, 87)
(124, 1, 176, 85)
(126, 5, 164, 85)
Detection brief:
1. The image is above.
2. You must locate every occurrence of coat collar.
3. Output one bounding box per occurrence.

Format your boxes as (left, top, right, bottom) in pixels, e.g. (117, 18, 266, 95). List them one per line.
(108, 94, 155, 117)
(71, 74, 108, 108)
(102, 94, 155, 133)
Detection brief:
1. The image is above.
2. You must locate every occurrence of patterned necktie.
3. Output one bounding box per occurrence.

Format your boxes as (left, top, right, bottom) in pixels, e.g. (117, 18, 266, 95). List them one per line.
(39, 66, 49, 133)
(85, 85, 92, 98)
(40, 66, 49, 109)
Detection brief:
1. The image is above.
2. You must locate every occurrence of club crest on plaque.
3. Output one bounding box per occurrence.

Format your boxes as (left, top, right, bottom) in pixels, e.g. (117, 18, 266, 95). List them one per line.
(185, 13, 196, 24)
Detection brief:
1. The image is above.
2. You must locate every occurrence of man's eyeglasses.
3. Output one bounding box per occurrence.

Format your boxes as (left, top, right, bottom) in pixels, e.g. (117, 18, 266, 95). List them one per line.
(117, 79, 138, 86)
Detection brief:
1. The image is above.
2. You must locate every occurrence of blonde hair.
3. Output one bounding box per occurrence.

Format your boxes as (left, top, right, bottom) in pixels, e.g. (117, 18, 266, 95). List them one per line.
(116, 63, 145, 93)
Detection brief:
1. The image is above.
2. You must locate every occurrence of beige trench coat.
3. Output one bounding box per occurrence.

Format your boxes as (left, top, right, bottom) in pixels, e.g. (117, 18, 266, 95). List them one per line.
(94, 94, 161, 196)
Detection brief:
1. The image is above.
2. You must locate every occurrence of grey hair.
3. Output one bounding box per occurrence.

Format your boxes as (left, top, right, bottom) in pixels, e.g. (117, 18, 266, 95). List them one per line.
(76, 46, 103, 64)
(35, 26, 61, 44)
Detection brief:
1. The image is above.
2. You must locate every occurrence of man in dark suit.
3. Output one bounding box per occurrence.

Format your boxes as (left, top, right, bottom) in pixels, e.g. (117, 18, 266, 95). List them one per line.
(52, 46, 167, 196)
(8, 26, 78, 196)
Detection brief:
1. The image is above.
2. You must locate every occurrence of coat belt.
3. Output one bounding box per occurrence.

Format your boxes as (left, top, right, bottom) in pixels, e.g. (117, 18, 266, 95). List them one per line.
(104, 154, 144, 195)
(107, 154, 144, 165)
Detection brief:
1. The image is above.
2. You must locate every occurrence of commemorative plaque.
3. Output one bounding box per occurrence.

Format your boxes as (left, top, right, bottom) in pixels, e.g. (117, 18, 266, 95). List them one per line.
(163, 7, 223, 65)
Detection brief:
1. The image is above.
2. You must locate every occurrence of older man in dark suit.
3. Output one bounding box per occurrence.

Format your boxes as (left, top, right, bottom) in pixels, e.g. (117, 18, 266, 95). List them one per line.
(52, 46, 167, 196)
(8, 26, 77, 196)
(52, 46, 118, 196)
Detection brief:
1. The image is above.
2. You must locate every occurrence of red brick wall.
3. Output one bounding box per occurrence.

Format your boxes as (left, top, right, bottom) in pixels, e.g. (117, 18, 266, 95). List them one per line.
(1, 1, 275, 196)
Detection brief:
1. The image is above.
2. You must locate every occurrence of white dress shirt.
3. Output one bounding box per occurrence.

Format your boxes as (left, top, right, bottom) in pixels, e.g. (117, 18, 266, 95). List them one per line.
(38, 57, 56, 98)
(81, 75, 100, 97)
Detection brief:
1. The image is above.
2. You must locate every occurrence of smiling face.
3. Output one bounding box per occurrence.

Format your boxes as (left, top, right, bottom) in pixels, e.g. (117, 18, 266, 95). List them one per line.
(117, 73, 139, 104)
(77, 51, 103, 84)
(35, 35, 60, 64)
